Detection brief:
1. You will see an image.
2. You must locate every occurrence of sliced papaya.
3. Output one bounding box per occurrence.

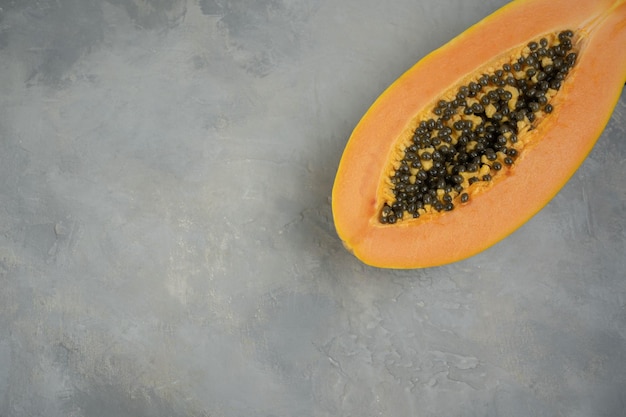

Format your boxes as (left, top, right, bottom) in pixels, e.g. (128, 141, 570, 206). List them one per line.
(332, 0, 626, 269)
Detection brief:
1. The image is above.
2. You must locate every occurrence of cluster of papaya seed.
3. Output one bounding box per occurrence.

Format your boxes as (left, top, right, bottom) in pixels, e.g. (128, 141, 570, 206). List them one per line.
(380, 30, 577, 224)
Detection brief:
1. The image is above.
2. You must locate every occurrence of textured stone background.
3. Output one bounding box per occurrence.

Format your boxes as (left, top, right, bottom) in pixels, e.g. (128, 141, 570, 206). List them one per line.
(0, 0, 625, 416)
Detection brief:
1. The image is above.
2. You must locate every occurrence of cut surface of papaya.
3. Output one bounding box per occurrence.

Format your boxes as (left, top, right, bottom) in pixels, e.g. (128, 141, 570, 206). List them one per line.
(332, 0, 626, 269)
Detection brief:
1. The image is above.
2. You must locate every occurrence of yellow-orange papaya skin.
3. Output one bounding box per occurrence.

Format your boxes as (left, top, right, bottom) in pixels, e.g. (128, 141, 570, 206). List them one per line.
(332, 0, 626, 269)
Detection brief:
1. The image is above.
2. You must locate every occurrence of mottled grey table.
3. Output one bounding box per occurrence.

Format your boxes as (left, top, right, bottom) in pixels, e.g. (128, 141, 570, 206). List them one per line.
(0, 1, 625, 416)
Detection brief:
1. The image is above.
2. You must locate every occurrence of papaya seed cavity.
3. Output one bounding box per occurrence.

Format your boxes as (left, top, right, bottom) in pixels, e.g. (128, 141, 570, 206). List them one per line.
(380, 30, 578, 224)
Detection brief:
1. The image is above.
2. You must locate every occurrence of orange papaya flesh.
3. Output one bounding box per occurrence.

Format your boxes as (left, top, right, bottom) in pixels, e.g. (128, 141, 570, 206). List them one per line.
(332, 0, 626, 269)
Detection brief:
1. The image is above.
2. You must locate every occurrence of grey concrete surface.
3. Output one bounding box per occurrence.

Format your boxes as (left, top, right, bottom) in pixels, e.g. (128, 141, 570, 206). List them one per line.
(0, 0, 625, 416)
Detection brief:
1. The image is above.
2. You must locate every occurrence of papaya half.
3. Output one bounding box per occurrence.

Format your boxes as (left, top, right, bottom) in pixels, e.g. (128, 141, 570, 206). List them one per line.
(332, 0, 626, 269)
